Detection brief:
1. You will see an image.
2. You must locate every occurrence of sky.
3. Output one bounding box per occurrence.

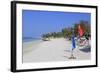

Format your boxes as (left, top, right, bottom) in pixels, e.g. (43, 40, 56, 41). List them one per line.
(22, 10, 91, 38)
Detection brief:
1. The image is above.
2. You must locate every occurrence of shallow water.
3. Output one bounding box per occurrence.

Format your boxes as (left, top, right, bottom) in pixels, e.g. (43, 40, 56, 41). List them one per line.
(23, 37, 41, 42)
(22, 38, 43, 54)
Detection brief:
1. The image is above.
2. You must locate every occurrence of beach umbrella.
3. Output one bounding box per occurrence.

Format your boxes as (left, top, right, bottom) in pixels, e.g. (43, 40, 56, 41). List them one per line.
(78, 25, 84, 37)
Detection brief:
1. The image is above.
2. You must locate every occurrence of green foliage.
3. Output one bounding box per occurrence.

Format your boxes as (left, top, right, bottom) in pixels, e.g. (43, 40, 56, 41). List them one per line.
(42, 20, 91, 40)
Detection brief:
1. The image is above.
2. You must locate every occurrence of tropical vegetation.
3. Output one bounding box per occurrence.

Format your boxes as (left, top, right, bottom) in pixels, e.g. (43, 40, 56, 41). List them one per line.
(42, 20, 91, 40)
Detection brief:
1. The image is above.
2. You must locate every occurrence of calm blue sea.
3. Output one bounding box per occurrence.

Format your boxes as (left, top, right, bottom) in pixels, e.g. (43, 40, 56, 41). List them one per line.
(23, 37, 41, 42)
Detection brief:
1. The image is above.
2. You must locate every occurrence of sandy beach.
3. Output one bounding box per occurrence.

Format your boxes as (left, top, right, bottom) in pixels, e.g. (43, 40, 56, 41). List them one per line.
(23, 38, 91, 63)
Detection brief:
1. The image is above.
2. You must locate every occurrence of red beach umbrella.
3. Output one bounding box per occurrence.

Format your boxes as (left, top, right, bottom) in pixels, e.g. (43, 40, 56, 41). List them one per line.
(78, 25, 84, 37)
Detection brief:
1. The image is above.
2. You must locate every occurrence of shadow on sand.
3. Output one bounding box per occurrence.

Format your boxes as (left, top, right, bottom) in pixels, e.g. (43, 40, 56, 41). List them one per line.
(79, 46, 91, 53)
(64, 50, 71, 52)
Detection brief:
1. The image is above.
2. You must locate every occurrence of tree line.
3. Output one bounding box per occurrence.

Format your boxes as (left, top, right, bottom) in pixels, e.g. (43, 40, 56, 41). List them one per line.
(42, 21, 91, 40)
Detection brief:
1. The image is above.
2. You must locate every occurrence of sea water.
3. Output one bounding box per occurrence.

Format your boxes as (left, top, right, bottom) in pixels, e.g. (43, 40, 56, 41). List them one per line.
(23, 37, 42, 42)
(22, 37, 43, 53)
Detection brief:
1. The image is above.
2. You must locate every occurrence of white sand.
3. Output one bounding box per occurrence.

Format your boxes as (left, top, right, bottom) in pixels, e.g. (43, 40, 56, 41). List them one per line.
(23, 38, 91, 63)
